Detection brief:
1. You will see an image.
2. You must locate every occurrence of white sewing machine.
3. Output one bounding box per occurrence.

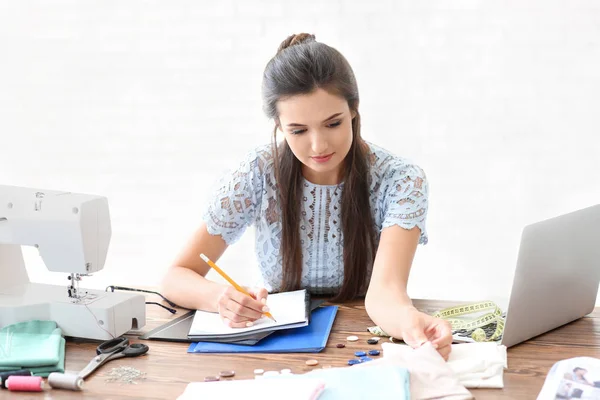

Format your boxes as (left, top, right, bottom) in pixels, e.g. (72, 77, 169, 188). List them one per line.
(0, 185, 146, 340)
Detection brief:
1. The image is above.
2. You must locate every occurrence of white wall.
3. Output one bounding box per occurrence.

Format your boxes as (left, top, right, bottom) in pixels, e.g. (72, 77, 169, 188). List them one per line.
(1, 1, 598, 306)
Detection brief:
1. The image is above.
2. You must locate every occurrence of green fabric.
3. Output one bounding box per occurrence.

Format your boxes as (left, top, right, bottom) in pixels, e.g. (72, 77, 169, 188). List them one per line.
(0, 320, 65, 377)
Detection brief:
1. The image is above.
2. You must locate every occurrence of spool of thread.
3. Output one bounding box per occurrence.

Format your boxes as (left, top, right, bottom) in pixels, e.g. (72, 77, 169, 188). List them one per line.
(48, 372, 84, 391)
(0, 369, 32, 389)
(5, 376, 44, 392)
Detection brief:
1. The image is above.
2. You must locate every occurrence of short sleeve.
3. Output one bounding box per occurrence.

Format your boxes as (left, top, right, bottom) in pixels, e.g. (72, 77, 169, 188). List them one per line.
(202, 149, 265, 245)
(381, 163, 429, 245)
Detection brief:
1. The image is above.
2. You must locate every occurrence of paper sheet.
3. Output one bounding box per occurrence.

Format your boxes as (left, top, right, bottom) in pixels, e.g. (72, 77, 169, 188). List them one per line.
(189, 289, 308, 336)
(177, 377, 325, 400)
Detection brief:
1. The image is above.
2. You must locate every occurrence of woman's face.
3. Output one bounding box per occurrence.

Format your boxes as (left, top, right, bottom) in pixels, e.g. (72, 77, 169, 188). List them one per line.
(277, 88, 356, 185)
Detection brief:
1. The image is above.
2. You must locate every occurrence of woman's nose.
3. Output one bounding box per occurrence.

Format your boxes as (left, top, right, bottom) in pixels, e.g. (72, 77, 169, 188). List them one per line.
(310, 132, 328, 154)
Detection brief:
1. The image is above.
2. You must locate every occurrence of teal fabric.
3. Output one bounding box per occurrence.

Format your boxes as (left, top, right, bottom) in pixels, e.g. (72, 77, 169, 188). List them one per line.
(0, 320, 65, 377)
(271, 364, 410, 399)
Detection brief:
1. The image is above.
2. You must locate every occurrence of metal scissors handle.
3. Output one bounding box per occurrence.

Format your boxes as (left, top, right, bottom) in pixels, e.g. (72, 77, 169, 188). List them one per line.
(78, 337, 149, 379)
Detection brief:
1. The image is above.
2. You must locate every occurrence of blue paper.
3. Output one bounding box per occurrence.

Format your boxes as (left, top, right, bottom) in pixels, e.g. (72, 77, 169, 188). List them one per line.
(188, 306, 338, 353)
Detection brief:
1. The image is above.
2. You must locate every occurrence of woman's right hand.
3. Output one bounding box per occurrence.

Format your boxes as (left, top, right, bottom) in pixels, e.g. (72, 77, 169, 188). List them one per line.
(217, 286, 269, 328)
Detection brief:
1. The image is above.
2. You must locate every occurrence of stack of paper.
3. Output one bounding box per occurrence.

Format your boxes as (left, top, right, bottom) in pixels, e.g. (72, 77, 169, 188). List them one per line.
(188, 306, 338, 353)
(188, 289, 310, 341)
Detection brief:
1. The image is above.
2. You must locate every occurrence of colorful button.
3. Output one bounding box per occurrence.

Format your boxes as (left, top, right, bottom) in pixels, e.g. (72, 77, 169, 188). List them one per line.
(360, 356, 373, 362)
(336, 343, 346, 348)
(347, 359, 361, 365)
(354, 351, 366, 357)
(368, 350, 380, 356)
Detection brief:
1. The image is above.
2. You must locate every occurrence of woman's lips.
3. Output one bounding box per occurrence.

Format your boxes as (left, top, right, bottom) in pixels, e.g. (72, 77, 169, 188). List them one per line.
(311, 153, 334, 163)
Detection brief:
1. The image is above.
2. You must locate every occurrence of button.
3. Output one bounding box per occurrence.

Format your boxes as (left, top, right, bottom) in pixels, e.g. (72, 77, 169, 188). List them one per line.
(253, 369, 264, 375)
(204, 376, 220, 382)
(346, 335, 359, 342)
(367, 338, 379, 344)
(336, 343, 346, 348)
(347, 359, 361, 365)
(354, 351, 366, 357)
(219, 370, 235, 378)
(305, 359, 319, 366)
(360, 356, 373, 362)
(368, 350, 380, 356)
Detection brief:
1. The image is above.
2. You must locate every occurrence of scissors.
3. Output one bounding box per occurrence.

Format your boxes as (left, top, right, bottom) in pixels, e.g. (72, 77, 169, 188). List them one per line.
(78, 336, 149, 379)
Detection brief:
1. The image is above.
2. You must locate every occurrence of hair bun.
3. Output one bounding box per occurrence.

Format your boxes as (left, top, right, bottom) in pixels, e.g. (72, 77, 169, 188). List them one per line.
(277, 33, 316, 54)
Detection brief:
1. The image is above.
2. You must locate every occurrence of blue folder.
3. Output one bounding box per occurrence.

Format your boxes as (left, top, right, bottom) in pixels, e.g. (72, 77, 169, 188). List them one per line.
(187, 306, 338, 353)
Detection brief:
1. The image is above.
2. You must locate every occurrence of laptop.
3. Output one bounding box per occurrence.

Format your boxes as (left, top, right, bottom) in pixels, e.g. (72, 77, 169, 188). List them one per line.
(499, 204, 600, 348)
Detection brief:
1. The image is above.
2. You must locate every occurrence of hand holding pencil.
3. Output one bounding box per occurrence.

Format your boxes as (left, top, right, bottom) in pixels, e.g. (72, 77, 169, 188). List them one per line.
(200, 253, 276, 328)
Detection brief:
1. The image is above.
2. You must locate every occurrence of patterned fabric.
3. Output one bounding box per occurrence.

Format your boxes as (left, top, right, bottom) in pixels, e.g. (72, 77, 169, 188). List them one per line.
(203, 142, 429, 295)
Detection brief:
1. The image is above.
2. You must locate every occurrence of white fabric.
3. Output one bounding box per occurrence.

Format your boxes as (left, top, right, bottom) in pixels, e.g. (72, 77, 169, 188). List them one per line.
(203, 141, 429, 295)
(447, 342, 507, 388)
(382, 341, 508, 389)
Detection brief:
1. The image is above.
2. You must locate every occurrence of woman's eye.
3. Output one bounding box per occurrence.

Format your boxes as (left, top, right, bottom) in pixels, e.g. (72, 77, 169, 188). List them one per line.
(290, 121, 340, 135)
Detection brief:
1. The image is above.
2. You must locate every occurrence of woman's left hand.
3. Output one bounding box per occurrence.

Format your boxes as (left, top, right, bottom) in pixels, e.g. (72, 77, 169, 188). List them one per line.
(397, 306, 454, 361)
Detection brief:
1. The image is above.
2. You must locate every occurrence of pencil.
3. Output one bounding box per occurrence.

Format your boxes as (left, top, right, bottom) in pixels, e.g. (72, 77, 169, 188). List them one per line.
(199, 253, 276, 322)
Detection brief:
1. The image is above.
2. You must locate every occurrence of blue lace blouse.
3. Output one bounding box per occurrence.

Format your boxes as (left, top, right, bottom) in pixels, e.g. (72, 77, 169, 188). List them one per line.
(203, 142, 429, 295)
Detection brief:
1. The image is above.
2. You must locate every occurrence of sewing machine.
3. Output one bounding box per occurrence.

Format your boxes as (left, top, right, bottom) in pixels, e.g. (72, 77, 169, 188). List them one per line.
(0, 185, 146, 340)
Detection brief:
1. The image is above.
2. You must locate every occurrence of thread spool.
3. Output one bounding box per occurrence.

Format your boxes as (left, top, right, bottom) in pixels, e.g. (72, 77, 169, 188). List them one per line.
(5, 376, 44, 392)
(48, 372, 84, 391)
(0, 369, 32, 389)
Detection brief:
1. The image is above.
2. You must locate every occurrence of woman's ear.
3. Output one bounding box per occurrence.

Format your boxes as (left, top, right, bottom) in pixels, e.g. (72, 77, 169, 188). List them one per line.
(351, 110, 357, 120)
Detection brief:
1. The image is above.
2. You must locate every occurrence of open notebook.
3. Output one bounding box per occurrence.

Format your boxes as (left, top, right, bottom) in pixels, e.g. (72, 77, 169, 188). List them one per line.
(188, 289, 310, 340)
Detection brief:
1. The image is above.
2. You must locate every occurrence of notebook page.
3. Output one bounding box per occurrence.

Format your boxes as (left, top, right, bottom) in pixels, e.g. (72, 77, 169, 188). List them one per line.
(177, 377, 325, 400)
(189, 289, 307, 336)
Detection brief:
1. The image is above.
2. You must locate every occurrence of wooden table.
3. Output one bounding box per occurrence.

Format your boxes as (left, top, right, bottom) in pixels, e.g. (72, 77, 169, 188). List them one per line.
(2, 299, 599, 399)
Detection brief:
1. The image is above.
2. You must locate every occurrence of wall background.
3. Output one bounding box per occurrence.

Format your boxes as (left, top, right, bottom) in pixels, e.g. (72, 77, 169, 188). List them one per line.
(1, 0, 598, 306)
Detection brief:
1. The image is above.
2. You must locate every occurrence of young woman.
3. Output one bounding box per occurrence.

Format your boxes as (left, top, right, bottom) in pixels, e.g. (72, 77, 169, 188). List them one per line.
(161, 33, 453, 360)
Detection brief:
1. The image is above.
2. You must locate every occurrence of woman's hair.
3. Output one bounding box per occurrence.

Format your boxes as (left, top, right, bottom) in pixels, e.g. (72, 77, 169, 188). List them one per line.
(262, 33, 377, 301)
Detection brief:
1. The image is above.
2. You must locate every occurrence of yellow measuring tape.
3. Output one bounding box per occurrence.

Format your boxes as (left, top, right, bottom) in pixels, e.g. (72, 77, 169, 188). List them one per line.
(367, 301, 505, 343)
